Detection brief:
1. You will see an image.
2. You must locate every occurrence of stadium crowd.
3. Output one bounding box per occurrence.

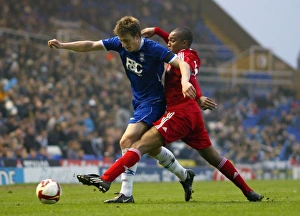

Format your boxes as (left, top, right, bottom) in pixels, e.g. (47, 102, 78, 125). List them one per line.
(0, 0, 300, 165)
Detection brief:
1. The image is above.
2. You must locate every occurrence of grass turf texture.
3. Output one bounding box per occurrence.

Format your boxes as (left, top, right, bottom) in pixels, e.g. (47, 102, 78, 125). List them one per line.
(0, 180, 299, 216)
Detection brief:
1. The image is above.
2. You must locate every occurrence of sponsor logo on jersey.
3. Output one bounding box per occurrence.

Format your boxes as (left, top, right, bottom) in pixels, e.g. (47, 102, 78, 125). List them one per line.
(126, 57, 143, 76)
(155, 112, 175, 130)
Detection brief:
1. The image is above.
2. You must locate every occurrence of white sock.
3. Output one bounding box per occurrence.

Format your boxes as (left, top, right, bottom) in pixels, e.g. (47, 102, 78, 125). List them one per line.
(120, 148, 137, 197)
(153, 147, 187, 181)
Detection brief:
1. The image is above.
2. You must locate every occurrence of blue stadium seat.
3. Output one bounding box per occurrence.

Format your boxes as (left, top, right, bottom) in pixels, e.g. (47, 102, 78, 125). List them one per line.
(82, 154, 97, 160)
(287, 126, 298, 134)
(279, 104, 290, 113)
(242, 117, 259, 129)
(51, 155, 62, 160)
(295, 132, 300, 141)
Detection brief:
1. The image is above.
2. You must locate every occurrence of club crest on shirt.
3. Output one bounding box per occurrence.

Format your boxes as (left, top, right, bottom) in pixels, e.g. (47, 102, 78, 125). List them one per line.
(166, 64, 171, 74)
(139, 52, 145, 62)
(177, 52, 185, 60)
(126, 57, 143, 76)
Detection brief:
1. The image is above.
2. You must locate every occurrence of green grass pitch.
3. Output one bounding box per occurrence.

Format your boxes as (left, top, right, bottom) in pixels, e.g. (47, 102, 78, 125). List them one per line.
(1, 180, 299, 216)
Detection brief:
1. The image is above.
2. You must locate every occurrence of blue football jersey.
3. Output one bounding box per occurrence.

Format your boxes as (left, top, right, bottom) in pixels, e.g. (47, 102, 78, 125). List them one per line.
(101, 37, 176, 103)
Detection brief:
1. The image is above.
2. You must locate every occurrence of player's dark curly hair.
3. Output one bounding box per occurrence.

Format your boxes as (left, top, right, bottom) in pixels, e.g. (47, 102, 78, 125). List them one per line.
(173, 27, 193, 46)
(114, 16, 141, 37)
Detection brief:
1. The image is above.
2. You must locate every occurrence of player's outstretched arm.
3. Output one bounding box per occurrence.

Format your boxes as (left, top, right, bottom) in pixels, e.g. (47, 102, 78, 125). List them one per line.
(171, 58, 196, 99)
(141, 27, 169, 43)
(48, 39, 104, 52)
(141, 27, 156, 38)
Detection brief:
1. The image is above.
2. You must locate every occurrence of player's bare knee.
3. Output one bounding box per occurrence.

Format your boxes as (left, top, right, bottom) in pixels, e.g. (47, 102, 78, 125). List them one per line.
(120, 136, 135, 149)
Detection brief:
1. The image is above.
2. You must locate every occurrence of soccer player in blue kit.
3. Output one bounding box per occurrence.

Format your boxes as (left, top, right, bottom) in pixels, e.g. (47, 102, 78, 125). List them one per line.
(48, 16, 197, 203)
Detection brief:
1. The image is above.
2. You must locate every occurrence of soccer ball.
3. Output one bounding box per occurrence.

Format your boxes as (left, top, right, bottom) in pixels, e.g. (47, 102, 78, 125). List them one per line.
(36, 179, 62, 204)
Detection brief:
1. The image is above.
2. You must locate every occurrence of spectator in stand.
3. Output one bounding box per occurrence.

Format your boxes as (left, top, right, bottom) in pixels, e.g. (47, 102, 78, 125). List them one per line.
(290, 141, 300, 164)
(47, 123, 65, 146)
(23, 126, 40, 153)
(27, 148, 39, 159)
(67, 140, 82, 160)
(37, 146, 51, 160)
(15, 146, 28, 159)
(4, 116, 18, 134)
(36, 129, 48, 148)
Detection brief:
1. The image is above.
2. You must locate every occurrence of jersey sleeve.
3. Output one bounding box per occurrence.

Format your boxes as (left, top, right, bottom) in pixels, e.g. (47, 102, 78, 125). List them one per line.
(154, 27, 169, 44)
(101, 36, 121, 51)
(192, 76, 203, 100)
(184, 52, 201, 76)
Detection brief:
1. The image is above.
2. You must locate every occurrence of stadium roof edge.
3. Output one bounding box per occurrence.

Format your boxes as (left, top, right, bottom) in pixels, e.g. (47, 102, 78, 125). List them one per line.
(196, 0, 296, 71)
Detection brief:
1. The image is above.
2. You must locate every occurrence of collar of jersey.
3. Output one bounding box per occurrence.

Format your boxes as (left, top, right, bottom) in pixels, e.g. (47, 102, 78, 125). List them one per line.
(137, 38, 145, 51)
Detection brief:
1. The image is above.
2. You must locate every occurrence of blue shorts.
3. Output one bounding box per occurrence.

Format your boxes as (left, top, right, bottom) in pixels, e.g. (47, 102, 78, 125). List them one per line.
(129, 99, 166, 128)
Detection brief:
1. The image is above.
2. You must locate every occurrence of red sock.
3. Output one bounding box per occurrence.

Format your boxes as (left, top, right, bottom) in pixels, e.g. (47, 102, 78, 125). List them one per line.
(217, 157, 252, 195)
(101, 149, 141, 182)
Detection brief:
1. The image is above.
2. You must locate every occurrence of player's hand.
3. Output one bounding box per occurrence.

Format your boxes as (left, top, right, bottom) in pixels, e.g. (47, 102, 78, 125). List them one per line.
(48, 39, 62, 49)
(198, 96, 217, 110)
(141, 27, 155, 38)
(182, 81, 196, 99)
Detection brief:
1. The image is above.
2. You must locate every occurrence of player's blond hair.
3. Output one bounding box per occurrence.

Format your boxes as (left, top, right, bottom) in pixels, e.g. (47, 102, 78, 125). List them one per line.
(113, 16, 141, 37)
